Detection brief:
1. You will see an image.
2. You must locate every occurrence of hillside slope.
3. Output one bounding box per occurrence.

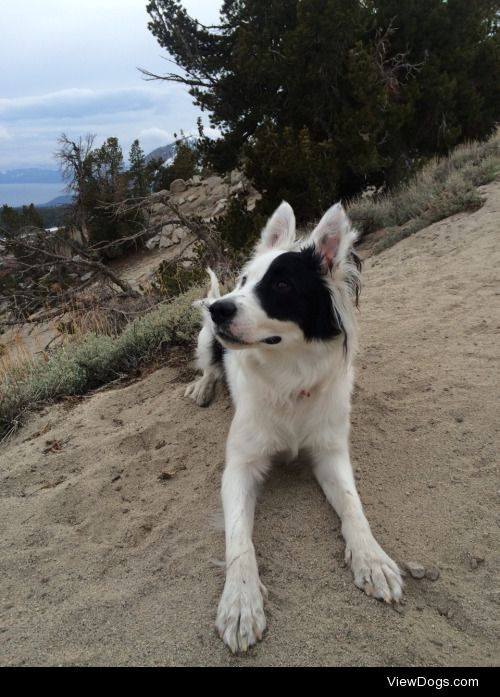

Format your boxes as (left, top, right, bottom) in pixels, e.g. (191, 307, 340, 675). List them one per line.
(1, 182, 499, 666)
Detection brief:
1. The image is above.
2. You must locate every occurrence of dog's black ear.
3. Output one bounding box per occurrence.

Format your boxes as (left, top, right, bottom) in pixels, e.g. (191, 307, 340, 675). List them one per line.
(309, 203, 357, 272)
(256, 201, 296, 253)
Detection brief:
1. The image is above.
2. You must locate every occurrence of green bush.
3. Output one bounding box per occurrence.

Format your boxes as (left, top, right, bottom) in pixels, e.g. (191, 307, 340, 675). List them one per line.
(216, 197, 265, 255)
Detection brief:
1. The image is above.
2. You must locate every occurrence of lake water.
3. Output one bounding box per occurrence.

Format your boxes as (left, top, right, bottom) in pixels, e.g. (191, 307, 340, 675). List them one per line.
(0, 183, 66, 207)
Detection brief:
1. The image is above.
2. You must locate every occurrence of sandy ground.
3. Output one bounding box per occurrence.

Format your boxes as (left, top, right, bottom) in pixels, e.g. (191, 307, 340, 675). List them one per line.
(0, 183, 499, 666)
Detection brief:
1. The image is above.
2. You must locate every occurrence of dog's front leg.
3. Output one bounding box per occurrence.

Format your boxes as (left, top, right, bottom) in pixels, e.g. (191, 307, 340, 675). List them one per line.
(216, 438, 269, 653)
(313, 443, 403, 604)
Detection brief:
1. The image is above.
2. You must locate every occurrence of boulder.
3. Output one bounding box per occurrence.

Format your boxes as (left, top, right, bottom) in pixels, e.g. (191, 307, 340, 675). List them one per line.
(170, 178, 187, 194)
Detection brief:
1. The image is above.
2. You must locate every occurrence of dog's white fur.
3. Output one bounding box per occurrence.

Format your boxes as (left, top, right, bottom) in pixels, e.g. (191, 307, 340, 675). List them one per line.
(185, 202, 403, 653)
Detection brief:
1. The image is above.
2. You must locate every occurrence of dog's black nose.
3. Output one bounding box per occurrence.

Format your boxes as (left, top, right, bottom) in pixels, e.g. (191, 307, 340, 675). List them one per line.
(209, 299, 237, 325)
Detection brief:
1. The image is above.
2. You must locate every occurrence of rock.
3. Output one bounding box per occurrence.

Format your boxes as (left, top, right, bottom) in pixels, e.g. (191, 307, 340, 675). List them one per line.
(247, 197, 259, 211)
(158, 472, 173, 481)
(213, 184, 230, 198)
(171, 227, 187, 243)
(204, 175, 223, 188)
(425, 565, 440, 581)
(145, 235, 160, 250)
(429, 638, 443, 647)
(406, 561, 426, 579)
(193, 188, 207, 207)
(437, 604, 453, 618)
(158, 235, 175, 249)
(469, 552, 485, 570)
(212, 198, 228, 217)
(169, 178, 187, 193)
(230, 180, 245, 194)
(230, 169, 243, 186)
(190, 175, 202, 185)
(161, 224, 176, 237)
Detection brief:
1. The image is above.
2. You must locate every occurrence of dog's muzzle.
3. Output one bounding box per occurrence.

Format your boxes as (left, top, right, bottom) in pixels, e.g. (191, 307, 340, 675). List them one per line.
(210, 299, 282, 346)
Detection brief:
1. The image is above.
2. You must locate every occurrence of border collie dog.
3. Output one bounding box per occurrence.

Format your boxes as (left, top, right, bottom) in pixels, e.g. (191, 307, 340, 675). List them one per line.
(186, 202, 403, 653)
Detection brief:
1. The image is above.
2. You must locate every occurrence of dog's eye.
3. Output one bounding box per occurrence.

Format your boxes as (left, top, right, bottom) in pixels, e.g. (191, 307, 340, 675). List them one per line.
(240, 276, 247, 287)
(274, 279, 291, 291)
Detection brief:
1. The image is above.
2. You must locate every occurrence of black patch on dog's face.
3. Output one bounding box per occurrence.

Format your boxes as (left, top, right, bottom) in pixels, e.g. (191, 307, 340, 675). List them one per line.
(255, 246, 343, 341)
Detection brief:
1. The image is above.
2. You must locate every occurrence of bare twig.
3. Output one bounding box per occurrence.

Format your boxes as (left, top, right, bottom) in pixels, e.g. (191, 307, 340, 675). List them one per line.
(373, 19, 425, 101)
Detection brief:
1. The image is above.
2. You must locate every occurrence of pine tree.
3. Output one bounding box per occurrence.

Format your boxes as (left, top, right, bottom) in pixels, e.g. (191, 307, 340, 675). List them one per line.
(145, 0, 500, 219)
(128, 139, 149, 197)
(152, 136, 199, 191)
(20, 204, 44, 229)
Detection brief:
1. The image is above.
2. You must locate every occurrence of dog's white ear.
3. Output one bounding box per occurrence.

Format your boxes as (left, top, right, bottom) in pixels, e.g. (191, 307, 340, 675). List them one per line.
(309, 202, 356, 272)
(257, 201, 296, 253)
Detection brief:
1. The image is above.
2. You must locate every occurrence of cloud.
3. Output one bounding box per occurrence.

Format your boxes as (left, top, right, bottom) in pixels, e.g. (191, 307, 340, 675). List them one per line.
(0, 87, 171, 122)
(138, 127, 173, 150)
(0, 125, 11, 141)
(0, 85, 209, 169)
(0, 1, 224, 169)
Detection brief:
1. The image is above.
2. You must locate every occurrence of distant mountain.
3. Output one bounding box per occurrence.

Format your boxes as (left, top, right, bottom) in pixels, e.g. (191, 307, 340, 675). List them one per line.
(1, 137, 199, 208)
(38, 194, 72, 208)
(145, 142, 177, 165)
(145, 136, 198, 166)
(0, 168, 64, 185)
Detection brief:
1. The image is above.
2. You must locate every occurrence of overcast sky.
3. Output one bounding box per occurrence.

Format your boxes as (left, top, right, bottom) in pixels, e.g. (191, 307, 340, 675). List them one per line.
(0, 0, 222, 170)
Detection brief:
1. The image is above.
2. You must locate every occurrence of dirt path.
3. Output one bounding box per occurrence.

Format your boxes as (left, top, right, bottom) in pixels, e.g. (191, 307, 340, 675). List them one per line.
(1, 183, 499, 666)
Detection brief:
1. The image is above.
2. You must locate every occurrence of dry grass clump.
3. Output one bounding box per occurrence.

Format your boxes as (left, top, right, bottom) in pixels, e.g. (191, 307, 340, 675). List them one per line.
(348, 130, 500, 252)
(0, 287, 202, 441)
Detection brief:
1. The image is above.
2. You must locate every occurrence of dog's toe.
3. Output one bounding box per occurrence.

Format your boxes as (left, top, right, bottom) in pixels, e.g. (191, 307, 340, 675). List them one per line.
(184, 377, 215, 407)
(216, 582, 266, 653)
(349, 542, 404, 604)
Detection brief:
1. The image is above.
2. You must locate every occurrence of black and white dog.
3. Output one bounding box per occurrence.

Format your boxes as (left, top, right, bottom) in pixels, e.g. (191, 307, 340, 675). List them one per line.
(186, 202, 403, 653)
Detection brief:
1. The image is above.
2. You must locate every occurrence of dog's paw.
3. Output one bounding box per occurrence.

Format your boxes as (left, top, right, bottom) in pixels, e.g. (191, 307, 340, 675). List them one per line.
(184, 376, 215, 407)
(215, 578, 266, 653)
(346, 539, 404, 604)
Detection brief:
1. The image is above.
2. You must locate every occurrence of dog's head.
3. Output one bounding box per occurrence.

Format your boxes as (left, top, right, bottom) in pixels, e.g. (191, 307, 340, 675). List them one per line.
(208, 201, 361, 352)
